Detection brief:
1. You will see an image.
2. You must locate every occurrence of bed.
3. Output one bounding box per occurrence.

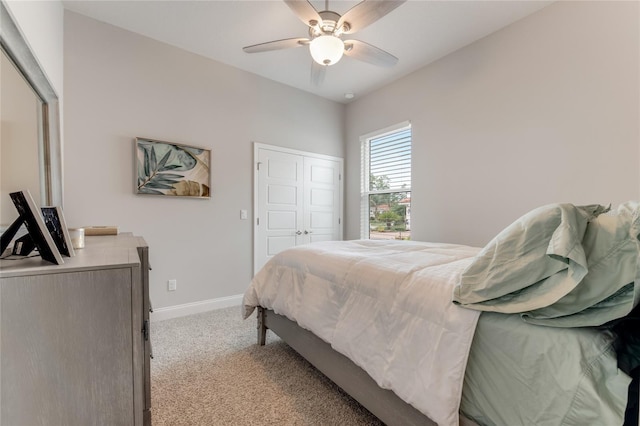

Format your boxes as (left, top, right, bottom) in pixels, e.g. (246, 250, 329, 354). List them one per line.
(243, 202, 640, 425)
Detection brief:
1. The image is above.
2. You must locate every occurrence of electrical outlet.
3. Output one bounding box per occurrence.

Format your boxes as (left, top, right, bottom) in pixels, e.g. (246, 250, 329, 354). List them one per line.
(168, 279, 177, 291)
(240, 209, 248, 220)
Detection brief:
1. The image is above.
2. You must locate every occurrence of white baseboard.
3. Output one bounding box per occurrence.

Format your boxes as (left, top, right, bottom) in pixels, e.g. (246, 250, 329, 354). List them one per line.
(150, 294, 243, 322)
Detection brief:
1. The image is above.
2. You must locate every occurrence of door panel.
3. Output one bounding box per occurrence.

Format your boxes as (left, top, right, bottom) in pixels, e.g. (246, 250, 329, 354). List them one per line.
(268, 184, 298, 205)
(268, 159, 298, 180)
(267, 236, 297, 256)
(310, 187, 334, 206)
(310, 211, 334, 229)
(267, 211, 297, 229)
(309, 163, 335, 184)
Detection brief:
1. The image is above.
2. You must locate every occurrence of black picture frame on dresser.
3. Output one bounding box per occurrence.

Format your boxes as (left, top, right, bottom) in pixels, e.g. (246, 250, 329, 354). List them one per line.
(41, 206, 75, 257)
(0, 190, 64, 264)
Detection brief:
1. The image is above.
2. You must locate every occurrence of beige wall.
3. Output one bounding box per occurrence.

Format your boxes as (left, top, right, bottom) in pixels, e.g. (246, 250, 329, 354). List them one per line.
(345, 1, 640, 246)
(63, 11, 345, 310)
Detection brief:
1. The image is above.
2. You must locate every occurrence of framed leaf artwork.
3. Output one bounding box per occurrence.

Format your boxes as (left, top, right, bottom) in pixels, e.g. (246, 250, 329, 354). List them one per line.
(135, 137, 211, 198)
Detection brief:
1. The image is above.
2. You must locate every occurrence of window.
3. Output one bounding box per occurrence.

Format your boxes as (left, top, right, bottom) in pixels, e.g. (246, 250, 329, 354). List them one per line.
(361, 122, 411, 240)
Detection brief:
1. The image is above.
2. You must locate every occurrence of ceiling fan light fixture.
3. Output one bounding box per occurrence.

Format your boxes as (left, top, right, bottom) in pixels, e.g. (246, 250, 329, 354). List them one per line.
(309, 35, 344, 66)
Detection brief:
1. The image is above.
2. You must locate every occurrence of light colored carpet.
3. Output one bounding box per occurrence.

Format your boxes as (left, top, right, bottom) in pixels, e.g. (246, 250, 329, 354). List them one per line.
(151, 306, 384, 425)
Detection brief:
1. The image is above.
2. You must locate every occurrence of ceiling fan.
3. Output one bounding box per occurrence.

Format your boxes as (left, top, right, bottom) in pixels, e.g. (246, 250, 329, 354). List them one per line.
(242, 0, 406, 85)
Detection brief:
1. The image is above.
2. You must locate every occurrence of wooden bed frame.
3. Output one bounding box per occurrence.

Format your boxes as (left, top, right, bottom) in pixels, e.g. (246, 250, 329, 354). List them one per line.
(256, 307, 477, 426)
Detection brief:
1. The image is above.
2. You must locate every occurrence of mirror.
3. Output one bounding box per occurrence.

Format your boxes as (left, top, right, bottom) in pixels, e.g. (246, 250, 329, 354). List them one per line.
(0, 1, 62, 228)
(1, 48, 43, 224)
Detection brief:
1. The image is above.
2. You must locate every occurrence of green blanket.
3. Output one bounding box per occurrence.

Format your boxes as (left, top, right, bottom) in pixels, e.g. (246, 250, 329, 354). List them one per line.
(460, 312, 631, 425)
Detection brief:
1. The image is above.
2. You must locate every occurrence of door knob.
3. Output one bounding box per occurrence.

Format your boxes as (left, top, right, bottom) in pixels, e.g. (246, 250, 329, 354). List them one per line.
(304, 230, 312, 235)
(296, 230, 302, 235)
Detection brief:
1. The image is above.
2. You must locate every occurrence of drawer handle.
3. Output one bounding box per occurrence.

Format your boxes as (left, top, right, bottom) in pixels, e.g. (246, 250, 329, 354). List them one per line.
(142, 320, 150, 341)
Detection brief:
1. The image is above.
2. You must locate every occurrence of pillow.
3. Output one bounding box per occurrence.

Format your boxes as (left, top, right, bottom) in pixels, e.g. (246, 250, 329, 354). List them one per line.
(522, 201, 640, 327)
(453, 203, 609, 313)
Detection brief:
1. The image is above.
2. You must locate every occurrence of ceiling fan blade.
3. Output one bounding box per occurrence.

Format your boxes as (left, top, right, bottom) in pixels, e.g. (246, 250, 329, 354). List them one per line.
(344, 39, 398, 67)
(337, 0, 406, 35)
(243, 38, 310, 53)
(310, 60, 326, 86)
(283, 0, 323, 27)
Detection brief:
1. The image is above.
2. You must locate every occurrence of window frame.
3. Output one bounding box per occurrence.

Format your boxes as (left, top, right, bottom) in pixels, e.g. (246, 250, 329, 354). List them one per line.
(360, 121, 412, 239)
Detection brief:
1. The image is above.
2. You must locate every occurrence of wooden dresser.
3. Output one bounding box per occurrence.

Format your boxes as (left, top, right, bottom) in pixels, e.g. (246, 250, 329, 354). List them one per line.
(0, 234, 152, 425)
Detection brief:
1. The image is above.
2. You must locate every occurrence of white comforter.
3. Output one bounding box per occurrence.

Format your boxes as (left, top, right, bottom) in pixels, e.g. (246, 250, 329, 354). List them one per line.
(243, 239, 481, 426)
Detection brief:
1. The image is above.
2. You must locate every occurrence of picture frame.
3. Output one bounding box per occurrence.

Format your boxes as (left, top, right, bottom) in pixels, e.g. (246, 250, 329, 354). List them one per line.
(135, 137, 211, 198)
(0, 190, 64, 264)
(41, 206, 75, 257)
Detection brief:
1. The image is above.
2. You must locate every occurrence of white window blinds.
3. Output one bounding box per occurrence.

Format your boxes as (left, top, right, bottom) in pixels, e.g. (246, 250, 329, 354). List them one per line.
(369, 128, 412, 191)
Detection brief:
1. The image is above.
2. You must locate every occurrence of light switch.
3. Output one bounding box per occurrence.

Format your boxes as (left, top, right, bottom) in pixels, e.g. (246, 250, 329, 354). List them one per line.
(240, 209, 248, 220)
(168, 279, 177, 291)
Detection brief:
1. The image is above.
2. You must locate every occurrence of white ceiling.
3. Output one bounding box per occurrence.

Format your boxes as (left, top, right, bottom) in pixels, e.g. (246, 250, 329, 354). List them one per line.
(61, 0, 553, 104)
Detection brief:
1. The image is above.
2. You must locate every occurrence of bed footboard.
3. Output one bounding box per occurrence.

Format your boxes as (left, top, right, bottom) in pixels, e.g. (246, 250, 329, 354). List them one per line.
(256, 307, 440, 426)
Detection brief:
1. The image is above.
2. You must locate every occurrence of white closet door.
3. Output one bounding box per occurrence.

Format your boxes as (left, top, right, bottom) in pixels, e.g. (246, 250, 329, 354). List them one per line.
(304, 156, 341, 244)
(254, 144, 343, 273)
(255, 148, 304, 273)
